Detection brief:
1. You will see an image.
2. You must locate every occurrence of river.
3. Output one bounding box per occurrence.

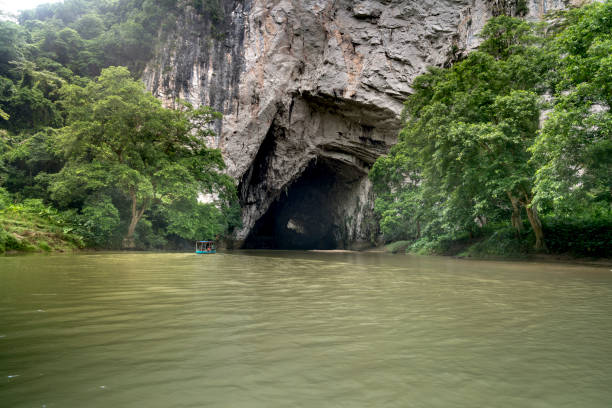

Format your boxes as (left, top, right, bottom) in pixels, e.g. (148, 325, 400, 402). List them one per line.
(1, 252, 611, 407)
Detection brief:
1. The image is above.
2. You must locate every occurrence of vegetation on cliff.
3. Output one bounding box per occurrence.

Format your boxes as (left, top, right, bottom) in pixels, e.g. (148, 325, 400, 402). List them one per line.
(2, 0, 610, 256)
(0, 1, 239, 253)
(371, 2, 612, 258)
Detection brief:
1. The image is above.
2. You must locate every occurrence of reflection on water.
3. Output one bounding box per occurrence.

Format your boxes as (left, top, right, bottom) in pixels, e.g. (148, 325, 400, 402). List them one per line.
(1, 252, 611, 407)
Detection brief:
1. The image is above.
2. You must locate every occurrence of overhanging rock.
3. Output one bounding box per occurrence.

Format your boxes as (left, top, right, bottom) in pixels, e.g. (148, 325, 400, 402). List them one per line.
(144, 0, 571, 248)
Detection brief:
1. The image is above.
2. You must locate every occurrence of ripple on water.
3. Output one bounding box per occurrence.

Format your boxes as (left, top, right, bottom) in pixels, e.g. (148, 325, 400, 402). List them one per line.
(0, 252, 611, 407)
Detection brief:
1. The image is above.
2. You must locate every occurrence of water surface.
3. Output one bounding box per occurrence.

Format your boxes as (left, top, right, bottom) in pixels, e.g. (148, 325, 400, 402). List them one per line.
(1, 252, 611, 407)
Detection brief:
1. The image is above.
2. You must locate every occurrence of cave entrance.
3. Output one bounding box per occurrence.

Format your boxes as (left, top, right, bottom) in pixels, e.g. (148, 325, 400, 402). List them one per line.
(243, 157, 364, 250)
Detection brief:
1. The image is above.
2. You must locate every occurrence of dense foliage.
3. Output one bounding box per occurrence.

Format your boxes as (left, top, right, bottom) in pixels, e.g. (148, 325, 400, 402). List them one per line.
(0, 1, 239, 251)
(371, 2, 612, 257)
(0, 188, 83, 253)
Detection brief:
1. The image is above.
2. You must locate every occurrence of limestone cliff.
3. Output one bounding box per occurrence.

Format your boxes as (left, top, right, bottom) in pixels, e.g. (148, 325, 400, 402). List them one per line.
(143, 0, 572, 249)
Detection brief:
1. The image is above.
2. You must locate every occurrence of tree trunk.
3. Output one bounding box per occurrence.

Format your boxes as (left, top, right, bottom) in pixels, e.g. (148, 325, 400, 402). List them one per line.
(122, 191, 148, 249)
(521, 189, 546, 251)
(525, 204, 546, 251)
(506, 191, 523, 235)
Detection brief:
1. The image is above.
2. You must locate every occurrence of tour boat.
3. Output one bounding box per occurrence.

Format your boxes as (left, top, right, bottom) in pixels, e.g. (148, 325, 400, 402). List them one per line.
(195, 241, 216, 254)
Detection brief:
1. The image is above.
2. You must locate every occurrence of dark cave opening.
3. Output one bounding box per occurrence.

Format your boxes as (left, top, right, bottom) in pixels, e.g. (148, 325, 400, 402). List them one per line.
(243, 157, 364, 250)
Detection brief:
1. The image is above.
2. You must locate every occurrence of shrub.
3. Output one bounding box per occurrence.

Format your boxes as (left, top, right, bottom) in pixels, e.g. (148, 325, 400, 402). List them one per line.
(0, 188, 11, 209)
(543, 216, 612, 257)
(460, 227, 533, 258)
(38, 240, 52, 252)
(385, 240, 412, 254)
(77, 197, 121, 248)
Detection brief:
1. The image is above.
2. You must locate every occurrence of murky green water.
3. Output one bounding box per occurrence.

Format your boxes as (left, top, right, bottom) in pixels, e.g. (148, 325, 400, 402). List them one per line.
(1, 252, 611, 407)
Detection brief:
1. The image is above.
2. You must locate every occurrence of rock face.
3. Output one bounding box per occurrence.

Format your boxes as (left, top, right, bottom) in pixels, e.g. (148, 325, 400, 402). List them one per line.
(144, 0, 569, 249)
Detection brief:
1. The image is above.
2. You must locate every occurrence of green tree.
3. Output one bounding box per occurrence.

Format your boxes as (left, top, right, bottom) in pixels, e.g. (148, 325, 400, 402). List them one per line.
(52, 66, 236, 248)
(1, 129, 62, 199)
(371, 16, 551, 249)
(74, 14, 105, 40)
(531, 1, 612, 214)
(0, 21, 26, 78)
(479, 15, 534, 59)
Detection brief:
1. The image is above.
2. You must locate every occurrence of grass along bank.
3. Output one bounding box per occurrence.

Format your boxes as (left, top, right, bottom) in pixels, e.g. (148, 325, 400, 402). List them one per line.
(0, 195, 83, 254)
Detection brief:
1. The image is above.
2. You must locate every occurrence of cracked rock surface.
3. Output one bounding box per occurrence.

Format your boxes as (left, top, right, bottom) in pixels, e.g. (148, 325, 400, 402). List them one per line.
(144, 0, 569, 248)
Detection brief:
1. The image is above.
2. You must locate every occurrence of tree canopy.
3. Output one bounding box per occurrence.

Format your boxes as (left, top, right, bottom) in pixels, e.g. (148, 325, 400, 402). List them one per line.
(48, 67, 237, 248)
(371, 2, 611, 256)
(0, 1, 240, 251)
(531, 1, 612, 215)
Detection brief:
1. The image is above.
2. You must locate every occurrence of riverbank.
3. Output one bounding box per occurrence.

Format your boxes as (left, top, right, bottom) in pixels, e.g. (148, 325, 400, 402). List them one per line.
(382, 230, 612, 267)
(0, 202, 83, 254)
